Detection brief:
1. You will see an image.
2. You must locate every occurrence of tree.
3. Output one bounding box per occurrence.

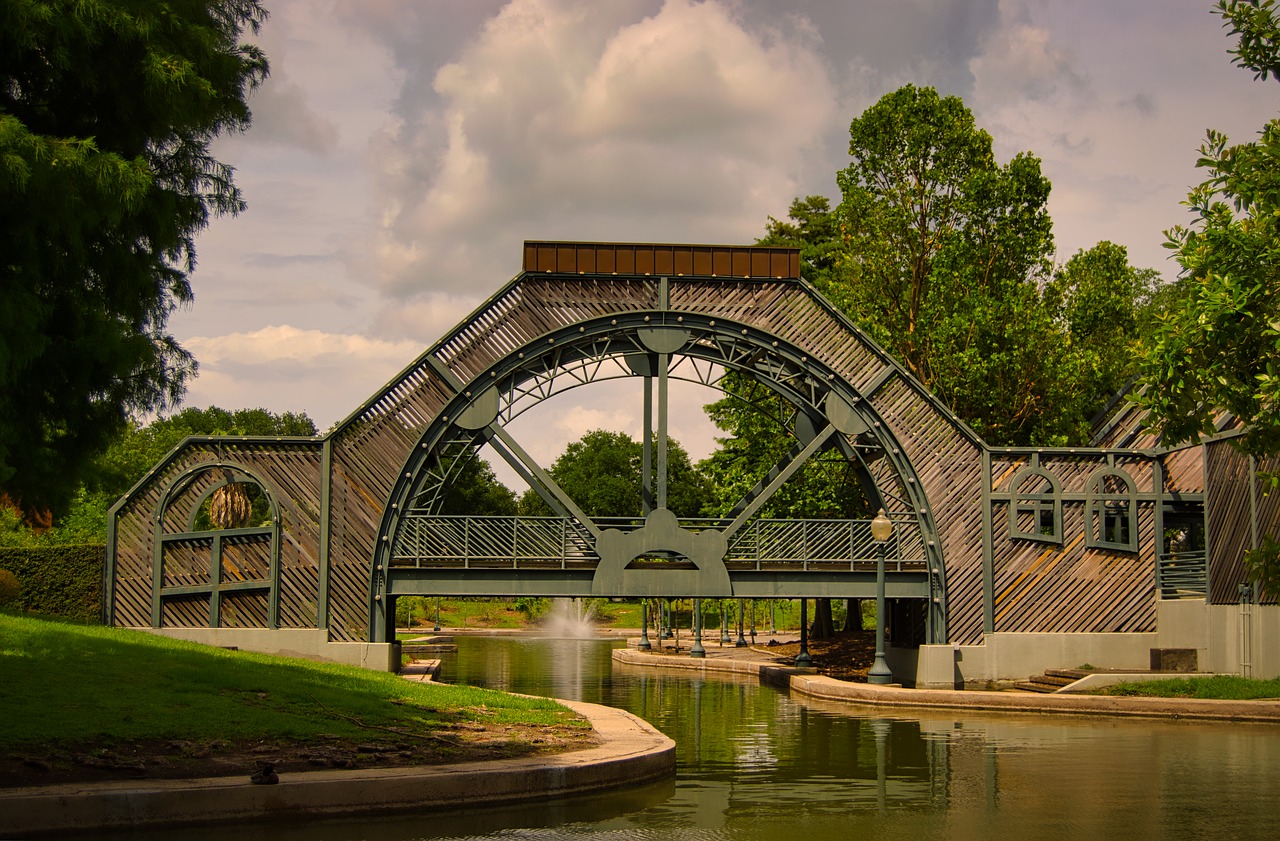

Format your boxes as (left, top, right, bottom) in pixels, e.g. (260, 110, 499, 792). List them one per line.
(5, 406, 315, 545)
(0, 1, 269, 514)
(437, 455, 517, 516)
(821, 84, 1084, 446)
(1137, 1, 1280, 459)
(1135, 1, 1280, 595)
(518, 430, 711, 519)
(700, 373, 869, 520)
(1045, 242, 1162, 428)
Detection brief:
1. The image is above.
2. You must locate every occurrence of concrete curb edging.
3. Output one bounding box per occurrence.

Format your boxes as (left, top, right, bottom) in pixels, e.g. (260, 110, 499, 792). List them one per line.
(613, 649, 1280, 724)
(0, 701, 675, 838)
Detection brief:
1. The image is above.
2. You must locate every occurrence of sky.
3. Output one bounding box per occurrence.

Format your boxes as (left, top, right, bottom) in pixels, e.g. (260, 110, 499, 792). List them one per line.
(173, 0, 1279, 477)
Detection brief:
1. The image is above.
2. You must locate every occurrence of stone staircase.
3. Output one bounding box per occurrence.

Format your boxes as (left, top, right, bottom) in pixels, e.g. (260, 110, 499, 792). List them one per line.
(1013, 668, 1090, 693)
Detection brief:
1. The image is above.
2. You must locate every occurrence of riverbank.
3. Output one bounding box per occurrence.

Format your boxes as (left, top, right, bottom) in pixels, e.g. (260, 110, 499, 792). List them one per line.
(0, 700, 674, 838)
(612, 646, 1280, 724)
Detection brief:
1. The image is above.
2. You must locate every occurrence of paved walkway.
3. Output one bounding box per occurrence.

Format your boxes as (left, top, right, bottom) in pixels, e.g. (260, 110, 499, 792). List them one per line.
(0, 701, 674, 838)
(612, 645, 1280, 724)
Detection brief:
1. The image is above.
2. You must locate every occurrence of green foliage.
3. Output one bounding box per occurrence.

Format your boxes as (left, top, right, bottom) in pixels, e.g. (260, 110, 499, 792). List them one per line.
(437, 454, 517, 515)
(1045, 242, 1163, 421)
(1136, 2, 1280, 596)
(0, 544, 103, 622)
(1218, 0, 1280, 80)
(700, 373, 869, 518)
(760, 85, 1158, 448)
(0, 568, 19, 606)
(1244, 535, 1280, 599)
(0, 0, 270, 512)
(518, 429, 712, 518)
(0, 612, 581, 754)
(1103, 674, 1280, 699)
(1137, 3, 1280, 458)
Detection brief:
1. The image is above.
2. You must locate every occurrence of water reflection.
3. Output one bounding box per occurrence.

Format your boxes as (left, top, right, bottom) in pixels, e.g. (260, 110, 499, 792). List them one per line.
(107, 635, 1280, 841)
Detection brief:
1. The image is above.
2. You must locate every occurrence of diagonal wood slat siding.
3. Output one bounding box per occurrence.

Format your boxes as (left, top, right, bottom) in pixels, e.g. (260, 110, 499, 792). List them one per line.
(110, 251, 1208, 651)
(110, 441, 323, 631)
(872, 376, 985, 644)
(1206, 441, 1252, 604)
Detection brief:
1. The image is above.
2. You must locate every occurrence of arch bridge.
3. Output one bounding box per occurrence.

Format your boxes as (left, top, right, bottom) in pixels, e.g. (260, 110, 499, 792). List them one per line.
(110, 240, 1200, 679)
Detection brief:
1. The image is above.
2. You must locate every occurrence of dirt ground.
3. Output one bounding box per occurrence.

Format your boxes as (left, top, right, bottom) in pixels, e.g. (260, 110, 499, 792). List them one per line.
(0, 719, 597, 790)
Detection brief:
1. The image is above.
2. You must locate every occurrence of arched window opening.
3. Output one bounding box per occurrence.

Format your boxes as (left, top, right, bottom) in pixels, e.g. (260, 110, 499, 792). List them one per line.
(1009, 468, 1062, 544)
(1086, 469, 1138, 553)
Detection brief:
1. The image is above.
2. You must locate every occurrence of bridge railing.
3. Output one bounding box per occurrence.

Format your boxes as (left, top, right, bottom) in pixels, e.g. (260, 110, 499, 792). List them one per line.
(390, 513, 926, 572)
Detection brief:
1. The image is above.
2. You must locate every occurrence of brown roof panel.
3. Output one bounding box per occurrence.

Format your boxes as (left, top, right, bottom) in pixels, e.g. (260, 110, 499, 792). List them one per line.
(522, 241, 801, 279)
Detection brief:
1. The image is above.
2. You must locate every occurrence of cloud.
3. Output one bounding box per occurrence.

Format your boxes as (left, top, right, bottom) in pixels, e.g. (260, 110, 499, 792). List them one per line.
(181, 326, 422, 428)
(969, 0, 1084, 106)
(361, 0, 837, 316)
(243, 76, 340, 154)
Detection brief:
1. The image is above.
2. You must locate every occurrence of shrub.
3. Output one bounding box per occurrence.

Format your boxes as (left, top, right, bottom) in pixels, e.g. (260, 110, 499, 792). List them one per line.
(0, 545, 103, 622)
(0, 568, 19, 606)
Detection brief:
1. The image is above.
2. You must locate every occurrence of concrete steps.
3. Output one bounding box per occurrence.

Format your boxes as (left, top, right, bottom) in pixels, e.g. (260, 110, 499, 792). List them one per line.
(1013, 668, 1091, 694)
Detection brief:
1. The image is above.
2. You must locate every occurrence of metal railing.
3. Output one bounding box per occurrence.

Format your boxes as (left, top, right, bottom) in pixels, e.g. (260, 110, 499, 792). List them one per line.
(389, 513, 926, 572)
(1158, 549, 1208, 598)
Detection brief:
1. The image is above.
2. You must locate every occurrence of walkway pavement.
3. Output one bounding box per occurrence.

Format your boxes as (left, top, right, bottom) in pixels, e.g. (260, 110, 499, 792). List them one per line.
(612, 644, 1280, 724)
(0, 701, 674, 838)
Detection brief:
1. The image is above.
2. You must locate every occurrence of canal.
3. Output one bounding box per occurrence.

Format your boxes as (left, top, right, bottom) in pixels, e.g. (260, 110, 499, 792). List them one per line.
(149, 635, 1280, 840)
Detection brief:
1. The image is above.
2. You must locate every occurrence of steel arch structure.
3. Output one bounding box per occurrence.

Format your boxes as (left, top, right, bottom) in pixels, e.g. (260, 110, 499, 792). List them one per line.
(370, 306, 950, 642)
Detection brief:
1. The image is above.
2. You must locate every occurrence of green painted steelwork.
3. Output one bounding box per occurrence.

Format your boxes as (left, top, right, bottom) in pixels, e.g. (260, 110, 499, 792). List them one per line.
(369, 304, 949, 642)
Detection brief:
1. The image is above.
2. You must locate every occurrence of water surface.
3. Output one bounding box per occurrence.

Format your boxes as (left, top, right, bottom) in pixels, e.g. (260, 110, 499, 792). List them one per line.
(113, 635, 1280, 840)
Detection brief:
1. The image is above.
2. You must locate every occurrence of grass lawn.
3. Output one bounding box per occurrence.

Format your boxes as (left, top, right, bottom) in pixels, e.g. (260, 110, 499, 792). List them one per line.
(0, 611, 593, 787)
(1101, 675, 1280, 700)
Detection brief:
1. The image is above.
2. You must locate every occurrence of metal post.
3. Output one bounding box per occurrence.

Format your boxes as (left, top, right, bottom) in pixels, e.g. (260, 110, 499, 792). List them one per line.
(869, 508, 895, 685)
(434, 598, 441, 633)
(736, 598, 747, 647)
(796, 598, 812, 666)
(691, 597, 706, 658)
(720, 600, 731, 644)
(662, 598, 672, 639)
(750, 599, 757, 646)
(638, 598, 651, 650)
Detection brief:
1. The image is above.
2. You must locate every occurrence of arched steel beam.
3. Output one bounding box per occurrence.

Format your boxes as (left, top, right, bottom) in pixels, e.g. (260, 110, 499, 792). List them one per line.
(369, 311, 948, 643)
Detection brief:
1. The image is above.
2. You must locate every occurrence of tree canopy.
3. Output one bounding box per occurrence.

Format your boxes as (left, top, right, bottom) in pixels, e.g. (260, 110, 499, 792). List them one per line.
(0, 0, 269, 514)
(1136, 0, 1280, 460)
(517, 429, 711, 519)
(2, 405, 316, 547)
(758, 85, 1157, 448)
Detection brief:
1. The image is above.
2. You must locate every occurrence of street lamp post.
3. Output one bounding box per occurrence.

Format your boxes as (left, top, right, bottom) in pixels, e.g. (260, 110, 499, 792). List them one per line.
(796, 598, 812, 666)
(638, 598, 652, 650)
(868, 508, 894, 685)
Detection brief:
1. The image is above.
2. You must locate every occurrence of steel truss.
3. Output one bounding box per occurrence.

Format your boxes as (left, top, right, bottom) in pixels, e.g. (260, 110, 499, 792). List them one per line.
(370, 308, 947, 643)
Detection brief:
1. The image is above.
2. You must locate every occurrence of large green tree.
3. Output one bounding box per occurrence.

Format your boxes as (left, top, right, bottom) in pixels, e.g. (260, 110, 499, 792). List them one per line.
(826, 84, 1072, 446)
(0, 0, 269, 514)
(756, 86, 1157, 448)
(1136, 0, 1280, 595)
(518, 429, 711, 519)
(1138, 1, 1280, 460)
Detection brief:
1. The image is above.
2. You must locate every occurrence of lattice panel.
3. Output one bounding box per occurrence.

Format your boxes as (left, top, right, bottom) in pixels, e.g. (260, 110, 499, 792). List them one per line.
(1206, 441, 1254, 604)
(1163, 446, 1205, 494)
(874, 376, 985, 644)
(221, 591, 270, 629)
(991, 504, 1156, 633)
(161, 594, 208, 628)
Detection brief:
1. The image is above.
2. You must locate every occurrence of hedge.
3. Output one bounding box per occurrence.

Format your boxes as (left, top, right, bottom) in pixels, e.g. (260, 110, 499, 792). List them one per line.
(0, 545, 104, 624)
